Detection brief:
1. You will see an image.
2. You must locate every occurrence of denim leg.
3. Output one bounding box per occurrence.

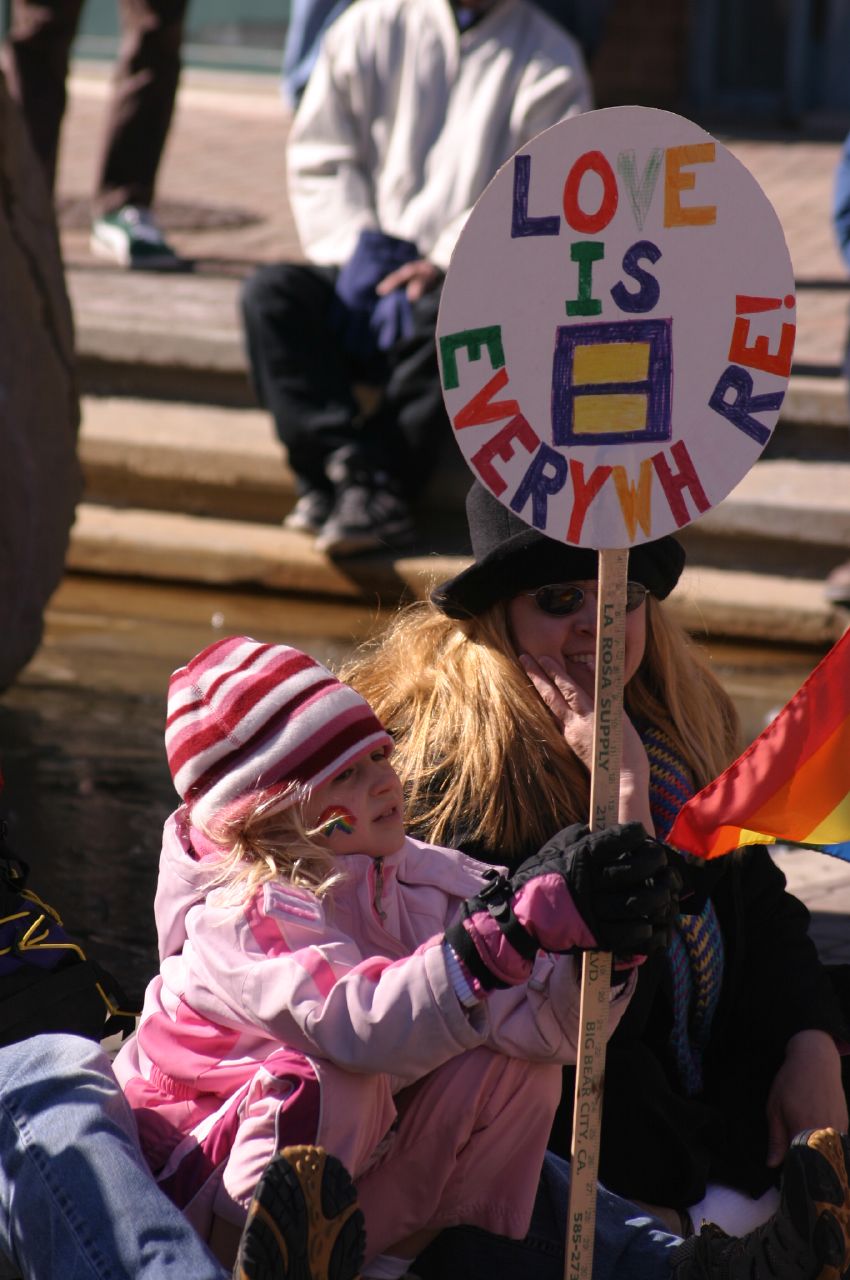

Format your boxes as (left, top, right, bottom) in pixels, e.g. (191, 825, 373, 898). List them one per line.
(0, 1034, 226, 1280)
(415, 1152, 681, 1280)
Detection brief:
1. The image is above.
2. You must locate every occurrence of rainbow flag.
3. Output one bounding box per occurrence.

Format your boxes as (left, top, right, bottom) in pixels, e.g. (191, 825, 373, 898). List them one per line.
(667, 628, 850, 862)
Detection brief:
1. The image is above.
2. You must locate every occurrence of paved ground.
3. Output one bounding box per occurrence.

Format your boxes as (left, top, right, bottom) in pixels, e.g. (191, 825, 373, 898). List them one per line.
(56, 64, 850, 379)
(49, 63, 850, 958)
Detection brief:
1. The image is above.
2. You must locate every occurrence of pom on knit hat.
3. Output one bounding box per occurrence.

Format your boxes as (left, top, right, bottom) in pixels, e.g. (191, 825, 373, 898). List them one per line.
(165, 637, 393, 829)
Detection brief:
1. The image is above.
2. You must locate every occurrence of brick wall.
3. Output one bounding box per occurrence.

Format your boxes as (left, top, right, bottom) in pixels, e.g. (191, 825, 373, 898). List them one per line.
(590, 0, 691, 110)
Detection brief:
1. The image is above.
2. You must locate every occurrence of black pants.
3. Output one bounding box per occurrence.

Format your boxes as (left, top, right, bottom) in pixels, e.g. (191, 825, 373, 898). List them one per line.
(240, 261, 450, 499)
(2, 0, 188, 212)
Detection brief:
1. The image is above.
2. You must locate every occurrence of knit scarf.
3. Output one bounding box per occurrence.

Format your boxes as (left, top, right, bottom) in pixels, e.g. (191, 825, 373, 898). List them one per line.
(641, 724, 724, 1097)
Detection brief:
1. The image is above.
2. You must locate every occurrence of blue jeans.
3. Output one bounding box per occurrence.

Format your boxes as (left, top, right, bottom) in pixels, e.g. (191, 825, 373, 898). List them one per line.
(0, 1034, 225, 1280)
(0, 1034, 680, 1280)
(416, 1148, 682, 1280)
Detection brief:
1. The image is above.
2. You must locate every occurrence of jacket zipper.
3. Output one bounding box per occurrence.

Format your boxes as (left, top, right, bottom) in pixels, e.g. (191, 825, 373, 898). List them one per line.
(372, 859, 388, 923)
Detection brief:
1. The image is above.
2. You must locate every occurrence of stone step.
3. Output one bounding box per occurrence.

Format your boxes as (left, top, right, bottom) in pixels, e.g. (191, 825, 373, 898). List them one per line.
(79, 395, 293, 524)
(77, 394, 471, 524)
(66, 502, 846, 647)
(68, 267, 850, 437)
(680, 457, 850, 580)
(79, 395, 850, 562)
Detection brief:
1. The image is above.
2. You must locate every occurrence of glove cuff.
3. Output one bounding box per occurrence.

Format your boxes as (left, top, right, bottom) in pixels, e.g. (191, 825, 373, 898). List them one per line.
(445, 918, 508, 991)
(445, 873, 540, 991)
(471, 872, 540, 962)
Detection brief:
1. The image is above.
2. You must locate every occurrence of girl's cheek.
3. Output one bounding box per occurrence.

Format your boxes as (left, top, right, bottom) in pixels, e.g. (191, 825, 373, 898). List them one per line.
(316, 806, 358, 837)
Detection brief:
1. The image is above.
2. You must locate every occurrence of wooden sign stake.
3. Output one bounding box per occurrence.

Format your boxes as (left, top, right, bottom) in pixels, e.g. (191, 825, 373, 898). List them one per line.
(564, 547, 628, 1280)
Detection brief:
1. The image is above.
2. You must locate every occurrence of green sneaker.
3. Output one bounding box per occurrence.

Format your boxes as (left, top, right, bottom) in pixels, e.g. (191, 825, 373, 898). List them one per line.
(90, 205, 182, 271)
(234, 1145, 365, 1280)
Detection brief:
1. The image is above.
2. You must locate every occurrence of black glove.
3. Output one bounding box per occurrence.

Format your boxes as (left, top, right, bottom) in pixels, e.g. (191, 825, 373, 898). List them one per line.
(512, 821, 680, 957)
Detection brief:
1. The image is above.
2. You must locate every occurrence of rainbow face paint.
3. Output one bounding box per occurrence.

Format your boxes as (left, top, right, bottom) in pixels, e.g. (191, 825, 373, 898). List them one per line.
(317, 807, 357, 836)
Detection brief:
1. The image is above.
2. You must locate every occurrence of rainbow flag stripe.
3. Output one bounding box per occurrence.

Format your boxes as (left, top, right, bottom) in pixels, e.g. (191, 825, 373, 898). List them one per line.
(668, 628, 850, 862)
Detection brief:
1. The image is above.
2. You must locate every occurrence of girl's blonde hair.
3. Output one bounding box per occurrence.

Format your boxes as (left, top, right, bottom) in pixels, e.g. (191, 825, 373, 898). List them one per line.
(197, 786, 345, 904)
(342, 597, 740, 864)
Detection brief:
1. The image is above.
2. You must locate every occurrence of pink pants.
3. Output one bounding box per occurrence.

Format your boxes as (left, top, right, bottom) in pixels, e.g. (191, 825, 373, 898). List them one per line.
(356, 1046, 562, 1260)
(144, 1044, 561, 1258)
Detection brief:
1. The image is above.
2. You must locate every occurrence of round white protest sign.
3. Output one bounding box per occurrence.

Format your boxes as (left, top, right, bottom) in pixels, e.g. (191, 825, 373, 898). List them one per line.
(436, 106, 795, 548)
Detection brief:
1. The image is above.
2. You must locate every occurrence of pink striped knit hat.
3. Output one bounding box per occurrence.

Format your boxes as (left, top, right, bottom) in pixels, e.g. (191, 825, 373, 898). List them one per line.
(165, 636, 393, 829)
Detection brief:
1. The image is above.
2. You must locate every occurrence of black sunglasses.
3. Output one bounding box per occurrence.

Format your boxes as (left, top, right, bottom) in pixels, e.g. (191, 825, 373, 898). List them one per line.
(525, 581, 649, 617)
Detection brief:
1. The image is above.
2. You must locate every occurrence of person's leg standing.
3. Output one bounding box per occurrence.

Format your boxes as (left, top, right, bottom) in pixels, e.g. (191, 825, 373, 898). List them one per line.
(0, 1033, 226, 1280)
(0, 0, 84, 189)
(88, 0, 186, 267)
(93, 0, 187, 215)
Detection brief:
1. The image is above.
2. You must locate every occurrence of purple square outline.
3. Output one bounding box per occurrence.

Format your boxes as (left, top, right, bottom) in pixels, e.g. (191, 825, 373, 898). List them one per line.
(551, 317, 673, 447)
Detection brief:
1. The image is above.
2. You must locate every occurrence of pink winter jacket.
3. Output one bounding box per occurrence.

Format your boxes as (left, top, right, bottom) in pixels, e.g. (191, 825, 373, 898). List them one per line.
(114, 811, 635, 1144)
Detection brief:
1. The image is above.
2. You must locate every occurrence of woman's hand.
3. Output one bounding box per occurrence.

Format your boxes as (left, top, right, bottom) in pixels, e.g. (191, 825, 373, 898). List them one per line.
(519, 652, 654, 832)
(766, 1029, 848, 1167)
(519, 651, 595, 763)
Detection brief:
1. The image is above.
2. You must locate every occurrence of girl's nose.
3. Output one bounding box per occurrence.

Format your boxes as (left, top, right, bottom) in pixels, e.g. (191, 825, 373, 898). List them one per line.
(369, 760, 393, 792)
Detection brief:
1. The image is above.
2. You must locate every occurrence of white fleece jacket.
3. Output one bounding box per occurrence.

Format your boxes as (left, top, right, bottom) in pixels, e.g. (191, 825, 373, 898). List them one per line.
(286, 0, 592, 271)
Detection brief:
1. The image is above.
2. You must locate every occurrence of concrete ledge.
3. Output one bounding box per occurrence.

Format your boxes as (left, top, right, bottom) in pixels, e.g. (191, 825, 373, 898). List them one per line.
(68, 504, 409, 600)
(68, 270, 245, 375)
(668, 565, 843, 646)
(66, 503, 848, 646)
(66, 265, 850, 437)
(79, 395, 292, 521)
(78, 396, 850, 553)
(78, 394, 471, 520)
(696, 459, 850, 546)
(783, 375, 849, 429)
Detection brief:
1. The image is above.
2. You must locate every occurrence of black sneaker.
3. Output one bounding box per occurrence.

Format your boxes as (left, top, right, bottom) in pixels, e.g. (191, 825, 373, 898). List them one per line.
(284, 489, 334, 535)
(234, 1145, 365, 1280)
(316, 447, 414, 556)
(670, 1128, 850, 1280)
(315, 484, 415, 556)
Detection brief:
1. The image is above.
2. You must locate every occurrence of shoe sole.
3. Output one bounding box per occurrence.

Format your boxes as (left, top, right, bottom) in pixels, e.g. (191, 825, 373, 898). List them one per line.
(235, 1144, 365, 1280)
(89, 232, 183, 271)
(315, 526, 415, 557)
(283, 515, 321, 534)
(785, 1128, 850, 1276)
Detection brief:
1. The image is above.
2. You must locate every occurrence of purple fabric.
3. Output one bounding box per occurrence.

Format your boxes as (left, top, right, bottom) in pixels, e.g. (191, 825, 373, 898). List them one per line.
(331, 228, 418, 359)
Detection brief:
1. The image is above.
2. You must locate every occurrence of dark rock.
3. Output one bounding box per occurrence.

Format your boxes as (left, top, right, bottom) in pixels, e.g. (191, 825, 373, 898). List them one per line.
(0, 71, 81, 689)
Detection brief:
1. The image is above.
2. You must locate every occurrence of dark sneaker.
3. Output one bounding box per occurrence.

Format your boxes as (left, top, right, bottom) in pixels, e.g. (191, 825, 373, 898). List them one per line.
(316, 482, 415, 556)
(234, 1144, 365, 1280)
(284, 490, 334, 535)
(90, 205, 182, 271)
(671, 1128, 850, 1280)
(316, 446, 414, 556)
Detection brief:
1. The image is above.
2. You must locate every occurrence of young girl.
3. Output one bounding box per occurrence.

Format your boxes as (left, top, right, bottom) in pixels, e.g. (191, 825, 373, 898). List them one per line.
(113, 635, 675, 1279)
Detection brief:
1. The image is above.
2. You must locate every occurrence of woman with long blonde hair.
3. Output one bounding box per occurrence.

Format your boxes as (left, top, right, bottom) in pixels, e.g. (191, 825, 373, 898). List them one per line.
(344, 481, 849, 1245)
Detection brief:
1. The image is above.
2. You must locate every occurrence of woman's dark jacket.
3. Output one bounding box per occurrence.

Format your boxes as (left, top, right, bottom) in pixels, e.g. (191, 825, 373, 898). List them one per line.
(435, 815, 847, 1210)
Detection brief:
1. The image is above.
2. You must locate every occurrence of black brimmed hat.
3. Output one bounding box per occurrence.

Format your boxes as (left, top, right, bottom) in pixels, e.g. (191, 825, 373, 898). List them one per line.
(432, 482, 686, 619)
